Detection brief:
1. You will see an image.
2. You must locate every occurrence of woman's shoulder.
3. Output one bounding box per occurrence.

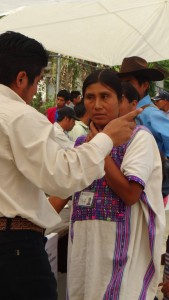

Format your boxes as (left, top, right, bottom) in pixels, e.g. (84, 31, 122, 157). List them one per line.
(74, 135, 87, 147)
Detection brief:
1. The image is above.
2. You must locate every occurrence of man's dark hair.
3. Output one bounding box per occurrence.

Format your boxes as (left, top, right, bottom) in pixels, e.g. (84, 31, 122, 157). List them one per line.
(70, 90, 81, 103)
(56, 107, 74, 122)
(0, 31, 48, 86)
(121, 82, 140, 103)
(57, 89, 70, 102)
(134, 74, 150, 96)
(74, 101, 86, 118)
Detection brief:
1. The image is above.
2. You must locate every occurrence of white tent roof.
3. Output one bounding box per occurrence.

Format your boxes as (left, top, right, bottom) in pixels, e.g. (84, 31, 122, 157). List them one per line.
(0, 0, 169, 66)
(0, 0, 68, 16)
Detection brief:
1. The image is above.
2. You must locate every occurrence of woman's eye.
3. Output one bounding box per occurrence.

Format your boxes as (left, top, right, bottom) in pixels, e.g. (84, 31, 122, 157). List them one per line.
(85, 95, 93, 100)
(102, 94, 108, 99)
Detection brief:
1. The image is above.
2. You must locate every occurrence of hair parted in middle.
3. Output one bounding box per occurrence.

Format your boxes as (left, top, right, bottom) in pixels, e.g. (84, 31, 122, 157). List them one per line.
(82, 69, 122, 102)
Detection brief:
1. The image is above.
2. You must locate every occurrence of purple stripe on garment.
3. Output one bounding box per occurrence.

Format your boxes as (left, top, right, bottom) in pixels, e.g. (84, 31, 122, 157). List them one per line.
(103, 206, 131, 300)
(127, 175, 145, 189)
(138, 192, 156, 300)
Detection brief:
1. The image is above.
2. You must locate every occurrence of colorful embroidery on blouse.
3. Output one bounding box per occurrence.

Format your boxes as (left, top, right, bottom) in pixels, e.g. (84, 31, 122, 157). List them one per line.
(71, 125, 146, 225)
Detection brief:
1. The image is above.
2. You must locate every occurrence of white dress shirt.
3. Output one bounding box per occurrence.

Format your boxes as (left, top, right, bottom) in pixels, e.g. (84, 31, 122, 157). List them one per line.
(54, 122, 74, 149)
(0, 84, 113, 232)
(68, 120, 89, 142)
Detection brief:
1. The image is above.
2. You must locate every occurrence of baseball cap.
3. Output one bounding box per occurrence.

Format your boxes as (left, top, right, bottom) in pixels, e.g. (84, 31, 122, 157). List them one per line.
(152, 90, 169, 101)
(56, 107, 79, 122)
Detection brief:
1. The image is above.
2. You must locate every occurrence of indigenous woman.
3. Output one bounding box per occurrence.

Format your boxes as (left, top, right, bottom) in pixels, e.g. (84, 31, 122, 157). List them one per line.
(67, 69, 165, 300)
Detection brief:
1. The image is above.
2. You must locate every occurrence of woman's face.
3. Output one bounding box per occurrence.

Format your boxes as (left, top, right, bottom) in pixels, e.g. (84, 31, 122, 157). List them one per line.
(84, 82, 120, 129)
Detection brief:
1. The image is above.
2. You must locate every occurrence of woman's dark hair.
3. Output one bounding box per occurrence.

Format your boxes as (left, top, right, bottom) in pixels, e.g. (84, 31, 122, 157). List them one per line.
(0, 31, 48, 86)
(82, 69, 122, 101)
(121, 82, 140, 103)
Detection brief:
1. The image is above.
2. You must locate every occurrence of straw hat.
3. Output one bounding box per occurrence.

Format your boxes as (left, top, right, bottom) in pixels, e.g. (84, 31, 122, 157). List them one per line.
(118, 56, 164, 81)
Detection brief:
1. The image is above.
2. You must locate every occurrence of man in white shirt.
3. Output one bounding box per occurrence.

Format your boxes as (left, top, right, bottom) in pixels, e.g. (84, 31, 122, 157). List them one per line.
(0, 31, 141, 300)
(54, 106, 78, 149)
(68, 101, 89, 142)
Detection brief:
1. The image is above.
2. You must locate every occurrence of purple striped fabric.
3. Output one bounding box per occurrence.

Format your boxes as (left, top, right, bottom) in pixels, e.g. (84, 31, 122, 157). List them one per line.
(138, 192, 156, 300)
(69, 125, 155, 299)
(103, 206, 131, 299)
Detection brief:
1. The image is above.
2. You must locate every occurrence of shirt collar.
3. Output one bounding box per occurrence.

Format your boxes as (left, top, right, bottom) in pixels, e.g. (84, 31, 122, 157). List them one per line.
(136, 94, 152, 108)
(76, 120, 88, 129)
(0, 84, 26, 104)
(54, 122, 64, 131)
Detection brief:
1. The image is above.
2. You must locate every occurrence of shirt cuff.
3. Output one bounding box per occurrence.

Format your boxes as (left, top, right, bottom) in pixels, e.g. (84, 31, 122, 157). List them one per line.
(126, 175, 145, 189)
(89, 132, 113, 156)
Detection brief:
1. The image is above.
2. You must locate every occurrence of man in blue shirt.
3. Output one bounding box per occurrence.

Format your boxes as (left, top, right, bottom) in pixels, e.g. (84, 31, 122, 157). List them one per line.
(118, 56, 169, 157)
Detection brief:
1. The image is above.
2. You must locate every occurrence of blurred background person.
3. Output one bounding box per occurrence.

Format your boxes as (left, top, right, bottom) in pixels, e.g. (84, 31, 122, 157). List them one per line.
(68, 101, 90, 142)
(152, 90, 169, 120)
(46, 89, 70, 123)
(54, 106, 79, 149)
(119, 81, 140, 116)
(68, 90, 82, 109)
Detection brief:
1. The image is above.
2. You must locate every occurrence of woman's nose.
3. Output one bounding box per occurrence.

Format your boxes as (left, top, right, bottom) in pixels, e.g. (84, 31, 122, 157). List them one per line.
(95, 98, 102, 109)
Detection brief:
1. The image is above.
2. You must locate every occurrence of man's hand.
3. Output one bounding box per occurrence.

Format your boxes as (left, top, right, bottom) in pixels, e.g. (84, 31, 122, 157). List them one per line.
(103, 108, 142, 146)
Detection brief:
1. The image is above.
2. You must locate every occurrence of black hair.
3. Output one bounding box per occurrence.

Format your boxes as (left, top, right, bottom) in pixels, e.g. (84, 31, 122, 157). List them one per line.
(74, 101, 86, 118)
(134, 74, 150, 96)
(56, 107, 74, 122)
(121, 82, 140, 103)
(70, 90, 81, 102)
(82, 69, 122, 101)
(134, 74, 150, 86)
(0, 31, 48, 86)
(57, 89, 70, 102)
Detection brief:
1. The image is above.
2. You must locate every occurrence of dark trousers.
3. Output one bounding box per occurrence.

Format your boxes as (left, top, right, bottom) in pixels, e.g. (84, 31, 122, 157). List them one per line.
(0, 230, 57, 300)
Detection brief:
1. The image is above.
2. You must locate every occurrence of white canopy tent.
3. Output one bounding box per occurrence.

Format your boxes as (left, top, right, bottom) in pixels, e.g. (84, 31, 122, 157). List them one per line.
(0, 0, 68, 16)
(0, 0, 169, 66)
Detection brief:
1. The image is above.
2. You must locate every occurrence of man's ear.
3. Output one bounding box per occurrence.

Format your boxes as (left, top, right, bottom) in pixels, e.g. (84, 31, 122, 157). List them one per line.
(16, 71, 28, 88)
(143, 81, 149, 91)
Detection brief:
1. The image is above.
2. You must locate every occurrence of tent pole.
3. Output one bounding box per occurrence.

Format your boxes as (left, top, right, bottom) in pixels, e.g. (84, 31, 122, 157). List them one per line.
(56, 54, 61, 97)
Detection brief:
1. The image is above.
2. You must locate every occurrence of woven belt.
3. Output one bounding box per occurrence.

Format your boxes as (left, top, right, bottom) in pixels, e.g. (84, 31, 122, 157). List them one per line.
(0, 217, 45, 235)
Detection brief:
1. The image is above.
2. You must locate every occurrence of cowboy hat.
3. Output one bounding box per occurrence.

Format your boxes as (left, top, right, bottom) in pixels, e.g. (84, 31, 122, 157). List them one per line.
(118, 56, 164, 81)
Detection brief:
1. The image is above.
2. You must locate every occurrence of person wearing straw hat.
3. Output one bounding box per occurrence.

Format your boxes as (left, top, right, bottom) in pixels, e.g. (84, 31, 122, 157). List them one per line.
(118, 56, 169, 158)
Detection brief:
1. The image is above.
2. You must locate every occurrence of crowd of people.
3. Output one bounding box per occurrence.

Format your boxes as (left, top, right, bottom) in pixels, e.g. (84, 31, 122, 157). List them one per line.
(0, 30, 169, 300)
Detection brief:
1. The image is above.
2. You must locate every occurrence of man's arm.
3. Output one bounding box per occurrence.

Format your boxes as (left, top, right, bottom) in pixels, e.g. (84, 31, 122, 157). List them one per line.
(48, 195, 69, 213)
(9, 108, 142, 199)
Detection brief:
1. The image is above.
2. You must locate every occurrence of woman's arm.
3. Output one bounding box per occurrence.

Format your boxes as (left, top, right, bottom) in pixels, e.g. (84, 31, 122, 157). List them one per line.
(105, 155, 143, 206)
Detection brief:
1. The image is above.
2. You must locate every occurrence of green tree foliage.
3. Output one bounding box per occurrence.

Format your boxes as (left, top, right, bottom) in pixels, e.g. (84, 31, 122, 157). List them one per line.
(31, 55, 169, 112)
